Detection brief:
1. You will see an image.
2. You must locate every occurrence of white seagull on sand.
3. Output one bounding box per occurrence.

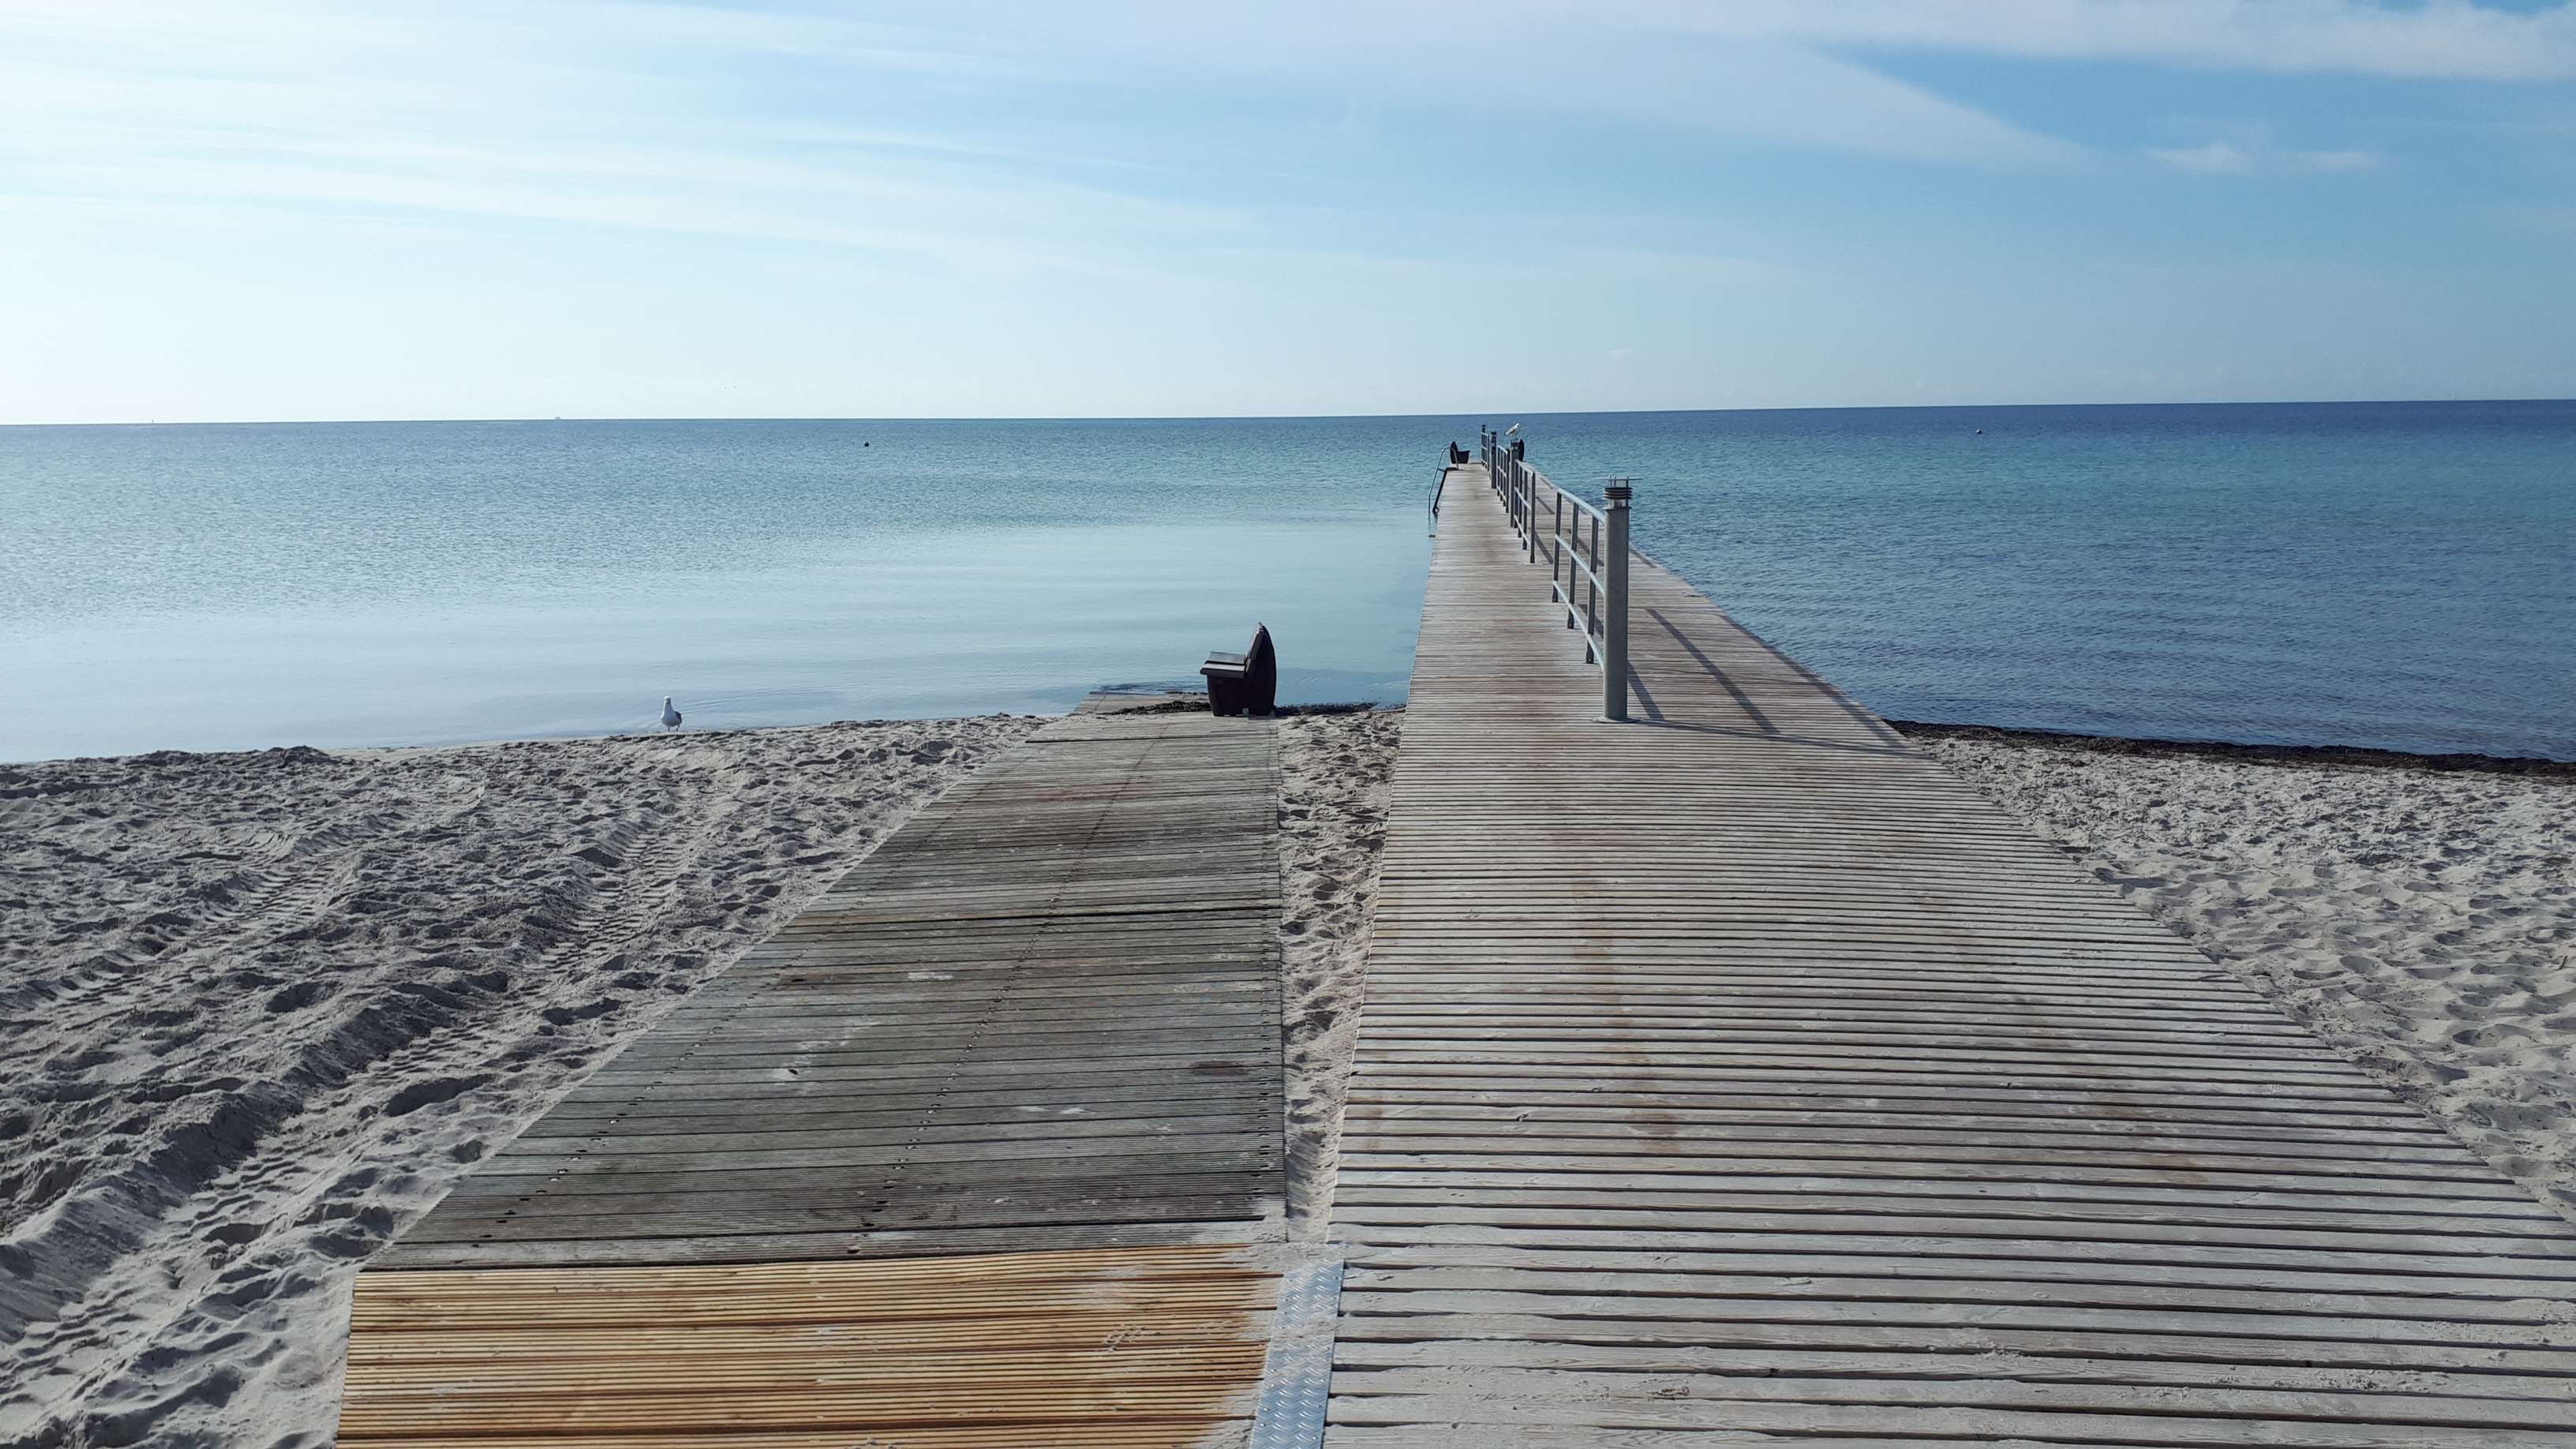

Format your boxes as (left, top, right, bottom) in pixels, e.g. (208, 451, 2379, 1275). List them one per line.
(661, 696, 683, 730)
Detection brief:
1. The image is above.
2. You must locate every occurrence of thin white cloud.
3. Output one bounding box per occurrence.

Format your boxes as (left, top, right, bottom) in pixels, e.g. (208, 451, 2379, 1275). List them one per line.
(0, 1, 1249, 278)
(668, 1, 2576, 169)
(923, 4, 2087, 166)
(0, 0, 2528, 298)
(1607, 0, 2576, 82)
(0, 0, 2097, 288)
(769, 0, 2576, 84)
(1586, 39, 2086, 167)
(580, 0, 1054, 81)
(2146, 140, 2383, 174)
(2148, 141, 2259, 174)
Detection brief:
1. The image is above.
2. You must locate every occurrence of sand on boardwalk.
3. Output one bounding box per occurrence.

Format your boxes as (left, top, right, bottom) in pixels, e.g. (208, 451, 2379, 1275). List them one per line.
(1911, 724, 2576, 1223)
(1273, 710, 1402, 1237)
(0, 717, 1040, 1449)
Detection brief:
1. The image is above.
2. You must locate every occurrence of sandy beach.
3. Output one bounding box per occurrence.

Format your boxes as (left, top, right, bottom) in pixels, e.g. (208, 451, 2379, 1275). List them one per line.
(1, 718, 1046, 1447)
(1, 709, 1403, 1447)
(12, 709, 2576, 1444)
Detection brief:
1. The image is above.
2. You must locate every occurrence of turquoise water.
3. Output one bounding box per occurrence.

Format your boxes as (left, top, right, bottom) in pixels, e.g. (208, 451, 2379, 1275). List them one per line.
(3, 403, 2571, 762)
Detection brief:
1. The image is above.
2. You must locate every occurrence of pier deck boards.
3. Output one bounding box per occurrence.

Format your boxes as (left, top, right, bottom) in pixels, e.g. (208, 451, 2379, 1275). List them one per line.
(1322, 465, 2576, 1445)
(344, 709, 1289, 1447)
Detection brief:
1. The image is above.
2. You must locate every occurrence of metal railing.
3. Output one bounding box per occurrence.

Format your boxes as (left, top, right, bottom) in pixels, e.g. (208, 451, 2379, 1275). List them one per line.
(1477, 429, 1631, 721)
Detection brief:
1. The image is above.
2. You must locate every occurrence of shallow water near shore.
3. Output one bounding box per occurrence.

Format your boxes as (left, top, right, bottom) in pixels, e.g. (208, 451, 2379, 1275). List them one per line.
(5, 401, 2573, 761)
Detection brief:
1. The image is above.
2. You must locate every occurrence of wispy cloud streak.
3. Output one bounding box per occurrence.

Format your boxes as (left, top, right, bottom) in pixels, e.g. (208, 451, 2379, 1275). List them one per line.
(2147, 140, 2382, 174)
(1603, 0, 2576, 82)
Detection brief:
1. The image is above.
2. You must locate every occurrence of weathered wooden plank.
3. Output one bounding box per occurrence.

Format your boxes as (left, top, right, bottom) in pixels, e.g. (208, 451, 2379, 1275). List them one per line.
(370, 1217, 1274, 1271)
(529, 1080, 1274, 1125)
(1335, 1136, 2511, 1187)
(1324, 1390, 2576, 1446)
(509, 1103, 1279, 1148)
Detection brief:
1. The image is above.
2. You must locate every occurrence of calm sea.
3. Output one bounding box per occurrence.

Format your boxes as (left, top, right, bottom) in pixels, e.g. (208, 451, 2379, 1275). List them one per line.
(4, 402, 2571, 762)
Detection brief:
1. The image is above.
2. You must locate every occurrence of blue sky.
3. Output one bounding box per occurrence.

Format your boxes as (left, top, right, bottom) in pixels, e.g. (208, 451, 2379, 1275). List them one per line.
(3, 1, 2572, 422)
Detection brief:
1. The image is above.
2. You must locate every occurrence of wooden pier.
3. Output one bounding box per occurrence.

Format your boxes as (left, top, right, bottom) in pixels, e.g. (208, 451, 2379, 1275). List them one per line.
(339, 451, 2576, 1447)
(1320, 462, 2576, 1445)
(341, 708, 1294, 1446)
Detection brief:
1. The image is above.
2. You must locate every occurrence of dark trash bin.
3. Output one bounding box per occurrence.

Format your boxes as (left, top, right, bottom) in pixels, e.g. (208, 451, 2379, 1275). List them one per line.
(1201, 623, 1277, 717)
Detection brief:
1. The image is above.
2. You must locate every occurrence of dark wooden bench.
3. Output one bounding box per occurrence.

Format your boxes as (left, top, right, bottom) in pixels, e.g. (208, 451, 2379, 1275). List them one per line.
(1201, 623, 1277, 717)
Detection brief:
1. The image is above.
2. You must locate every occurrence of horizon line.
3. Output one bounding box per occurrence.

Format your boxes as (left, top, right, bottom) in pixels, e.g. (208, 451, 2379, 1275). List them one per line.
(6, 394, 2572, 429)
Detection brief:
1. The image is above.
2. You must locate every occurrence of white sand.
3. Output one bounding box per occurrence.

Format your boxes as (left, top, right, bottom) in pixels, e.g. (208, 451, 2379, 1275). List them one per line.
(31, 703, 2561, 1444)
(0, 717, 1039, 1448)
(1916, 728, 2576, 1223)
(1274, 710, 1402, 1237)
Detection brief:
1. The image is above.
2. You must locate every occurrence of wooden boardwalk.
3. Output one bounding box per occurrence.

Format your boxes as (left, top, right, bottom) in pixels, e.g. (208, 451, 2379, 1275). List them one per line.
(343, 708, 1291, 1446)
(1322, 464, 2576, 1445)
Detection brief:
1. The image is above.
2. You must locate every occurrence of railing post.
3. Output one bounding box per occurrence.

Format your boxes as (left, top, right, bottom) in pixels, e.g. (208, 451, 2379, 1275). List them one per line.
(1601, 481, 1632, 722)
(1555, 492, 1571, 627)
(1580, 506, 1599, 663)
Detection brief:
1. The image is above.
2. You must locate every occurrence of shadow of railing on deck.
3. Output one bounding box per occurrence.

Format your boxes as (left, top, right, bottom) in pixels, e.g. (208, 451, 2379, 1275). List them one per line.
(1644, 607, 1777, 733)
(1634, 606, 1915, 756)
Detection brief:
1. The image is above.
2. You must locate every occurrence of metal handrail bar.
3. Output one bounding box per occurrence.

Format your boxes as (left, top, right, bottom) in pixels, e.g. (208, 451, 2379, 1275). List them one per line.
(1470, 429, 1633, 721)
(1483, 432, 1551, 563)
(1553, 505, 1602, 657)
(1544, 477, 1608, 526)
(1556, 541, 1606, 596)
(1529, 471, 1609, 654)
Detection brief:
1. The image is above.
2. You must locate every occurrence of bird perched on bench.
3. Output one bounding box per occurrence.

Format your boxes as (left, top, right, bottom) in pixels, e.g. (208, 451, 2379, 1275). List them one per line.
(661, 696, 683, 731)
